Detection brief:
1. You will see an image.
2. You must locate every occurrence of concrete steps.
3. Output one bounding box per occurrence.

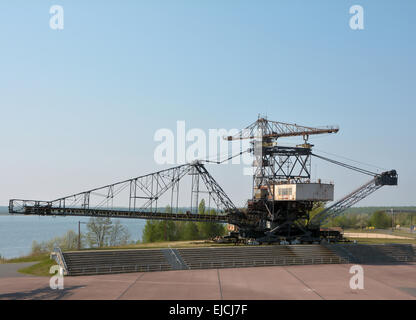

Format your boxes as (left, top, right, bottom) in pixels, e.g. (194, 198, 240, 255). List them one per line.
(161, 248, 188, 270)
(177, 245, 346, 270)
(61, 243, 415, 276)
(326, 244, 416, 264)
(63, 249, 172, 276)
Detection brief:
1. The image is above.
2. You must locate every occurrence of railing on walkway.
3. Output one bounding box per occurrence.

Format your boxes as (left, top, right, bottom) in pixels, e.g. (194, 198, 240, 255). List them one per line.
(185, 256, 351, 269)
(68, 263, 170, 275)
(62, 254, 415, 276)
(354, 255, 415, 263)
(168, 245, 185, 269)
(51, 247, 69, 275)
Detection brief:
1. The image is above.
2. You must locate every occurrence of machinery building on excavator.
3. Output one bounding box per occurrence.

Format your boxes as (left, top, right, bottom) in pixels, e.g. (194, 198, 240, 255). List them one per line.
(272, 183, 334, 202)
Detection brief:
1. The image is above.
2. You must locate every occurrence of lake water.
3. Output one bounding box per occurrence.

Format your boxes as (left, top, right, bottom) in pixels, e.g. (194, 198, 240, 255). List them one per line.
(0, 215, 146, 259)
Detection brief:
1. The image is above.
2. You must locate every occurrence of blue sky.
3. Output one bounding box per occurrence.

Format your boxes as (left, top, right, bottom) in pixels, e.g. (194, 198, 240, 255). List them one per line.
(0, 1, 415, 207)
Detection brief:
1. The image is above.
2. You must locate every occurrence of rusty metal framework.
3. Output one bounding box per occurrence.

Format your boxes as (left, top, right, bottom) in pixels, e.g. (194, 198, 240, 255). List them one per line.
(309, 170, 398, 226)
(225, 117, 338, 196)
(224, 117, 339, 141)
(222, 117, 398, 242)
(9, 162, 237, 223)
(8, 117, 398, 244)
(262, 146, 312, 183)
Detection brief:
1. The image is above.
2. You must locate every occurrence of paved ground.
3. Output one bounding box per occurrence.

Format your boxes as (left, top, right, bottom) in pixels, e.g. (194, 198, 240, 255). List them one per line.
(344, 232, 413, 239)
(0, 263, 415, 300)
(0, 263, 37, 278)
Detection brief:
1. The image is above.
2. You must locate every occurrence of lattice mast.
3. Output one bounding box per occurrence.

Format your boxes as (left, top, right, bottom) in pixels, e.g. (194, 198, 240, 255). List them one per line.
(225, 116, 339, 199)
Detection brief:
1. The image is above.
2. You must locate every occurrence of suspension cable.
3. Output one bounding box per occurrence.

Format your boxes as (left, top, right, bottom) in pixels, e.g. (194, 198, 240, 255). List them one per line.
(313, 148, 387, 171)
(312, 153, 378, 177)
(201, 149, 250, 164)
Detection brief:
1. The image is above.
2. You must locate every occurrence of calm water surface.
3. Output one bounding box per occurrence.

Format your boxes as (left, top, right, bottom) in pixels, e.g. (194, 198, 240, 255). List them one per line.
(0, 215, 145, 259)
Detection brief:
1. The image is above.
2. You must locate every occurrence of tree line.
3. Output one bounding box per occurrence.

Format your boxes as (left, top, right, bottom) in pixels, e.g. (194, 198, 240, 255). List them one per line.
(323, 210, 415, 229)
(141, 199, 227, 243)
(29, 199, 227, 254)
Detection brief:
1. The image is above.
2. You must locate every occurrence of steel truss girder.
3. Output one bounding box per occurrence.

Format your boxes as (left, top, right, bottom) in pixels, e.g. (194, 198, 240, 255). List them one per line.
(192, 163, 237, 212)
(9, 162, 237, 220)
(310, 178, 382, 226)
(252, 146, 312, 194)
(225, 118, 339, 141)
(309, 167, 398, 227)
(15, 205, 229, 223)
(266, 152, 311, 180)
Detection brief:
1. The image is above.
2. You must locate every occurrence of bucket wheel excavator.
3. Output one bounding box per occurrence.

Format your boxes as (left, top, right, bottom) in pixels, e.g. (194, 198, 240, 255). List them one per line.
(9, 117, 398, 244)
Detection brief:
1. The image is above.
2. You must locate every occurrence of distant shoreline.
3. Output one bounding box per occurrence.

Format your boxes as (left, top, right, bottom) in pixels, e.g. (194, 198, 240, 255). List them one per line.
(1, 205, 416, 214)
(1, 205, 416, 218)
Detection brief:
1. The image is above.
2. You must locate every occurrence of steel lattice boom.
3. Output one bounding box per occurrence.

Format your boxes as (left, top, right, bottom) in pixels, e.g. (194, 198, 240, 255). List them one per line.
(9, 162, 237, 224)
(309, 170, 398, 226)
(224, 117, 339, 141)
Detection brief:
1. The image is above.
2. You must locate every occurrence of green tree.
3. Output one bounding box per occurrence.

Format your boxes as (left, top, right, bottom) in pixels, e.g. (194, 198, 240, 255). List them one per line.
(142, 220, 160, 243)
(155, 220, 178, 241)
(175, 221, 187, 240)
(182, 222, 200, 240)
(142, 206, 180, 242)
(31, 240, 43, 255)
(198, 199, 206, 215)
(86, 217, 113, 247)
(108, 220, 131, 246)
(30, 230, 80, 254)
(141, 201, 227, 243)
(60, 230, 80, 249)
(161, 206, 179, 241)
(198, 209, 227, 239)
(369, 211, 391, 229)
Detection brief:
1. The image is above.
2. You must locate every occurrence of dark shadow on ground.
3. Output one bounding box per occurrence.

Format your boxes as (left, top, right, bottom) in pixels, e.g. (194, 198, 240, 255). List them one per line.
(0, 285, 84, 300)
(327, 243, 416, 265)
(398, 287, 416, 297)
